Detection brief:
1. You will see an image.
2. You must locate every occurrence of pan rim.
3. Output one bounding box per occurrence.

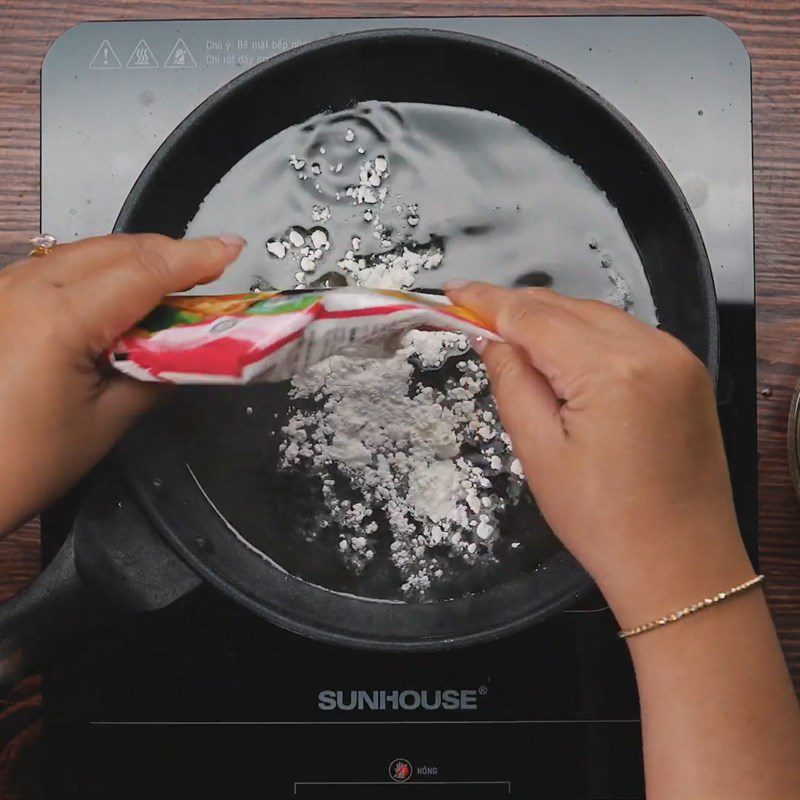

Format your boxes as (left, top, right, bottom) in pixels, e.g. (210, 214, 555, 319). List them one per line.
(114, 26, 718, 650)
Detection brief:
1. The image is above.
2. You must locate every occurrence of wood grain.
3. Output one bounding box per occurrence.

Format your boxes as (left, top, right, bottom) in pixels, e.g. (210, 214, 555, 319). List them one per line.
(1, 1, 798, 796)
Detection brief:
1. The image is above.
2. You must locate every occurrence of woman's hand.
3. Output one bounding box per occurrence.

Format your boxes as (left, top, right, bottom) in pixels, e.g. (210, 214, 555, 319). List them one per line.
(0, 233, 244, 534)
(448, 282, 800, 800)
(446, 281, 751, 624)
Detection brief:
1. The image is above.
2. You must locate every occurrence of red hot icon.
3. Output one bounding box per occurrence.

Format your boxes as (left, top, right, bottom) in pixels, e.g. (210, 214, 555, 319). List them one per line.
(389, 758, 413, 782)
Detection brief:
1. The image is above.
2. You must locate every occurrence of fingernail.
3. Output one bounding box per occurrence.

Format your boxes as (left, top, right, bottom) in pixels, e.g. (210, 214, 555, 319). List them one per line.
(218, 233, 247, 248)
(469, 336, 487, 355)
(443, 279, 470, 291)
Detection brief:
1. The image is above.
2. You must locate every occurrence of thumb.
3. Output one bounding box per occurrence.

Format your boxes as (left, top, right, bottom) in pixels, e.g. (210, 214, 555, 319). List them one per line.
(447, 281, 599, 395)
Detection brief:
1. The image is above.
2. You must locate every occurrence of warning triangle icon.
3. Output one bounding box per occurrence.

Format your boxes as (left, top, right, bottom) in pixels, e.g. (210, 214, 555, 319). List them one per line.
(165, 38, 197, 68)
(126, 39, 158, 69)
(89, 40, 122, 69)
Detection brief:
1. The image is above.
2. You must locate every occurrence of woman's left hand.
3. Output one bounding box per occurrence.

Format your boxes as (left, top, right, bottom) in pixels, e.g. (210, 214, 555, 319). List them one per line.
(0, 233, 245, 534)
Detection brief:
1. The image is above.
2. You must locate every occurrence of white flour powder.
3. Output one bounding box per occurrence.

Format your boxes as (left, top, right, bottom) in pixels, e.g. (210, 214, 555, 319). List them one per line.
(281, 340, 523, 594)
(275, 138, 525, 596)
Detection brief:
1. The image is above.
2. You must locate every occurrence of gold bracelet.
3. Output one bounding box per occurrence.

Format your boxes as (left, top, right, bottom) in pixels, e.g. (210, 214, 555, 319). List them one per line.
(618, 574, 765, 639)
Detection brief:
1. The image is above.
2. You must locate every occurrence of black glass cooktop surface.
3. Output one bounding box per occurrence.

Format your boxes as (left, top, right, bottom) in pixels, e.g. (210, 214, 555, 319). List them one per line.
(40, 16, 755, 799)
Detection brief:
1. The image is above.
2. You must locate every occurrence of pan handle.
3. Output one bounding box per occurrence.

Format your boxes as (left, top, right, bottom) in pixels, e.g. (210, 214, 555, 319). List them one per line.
(0, 473, 202, 696)
(0, 528, 103, 694)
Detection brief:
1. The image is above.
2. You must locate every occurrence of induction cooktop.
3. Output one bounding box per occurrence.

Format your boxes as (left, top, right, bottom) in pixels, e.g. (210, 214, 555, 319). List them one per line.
(40, 16, 755, 799)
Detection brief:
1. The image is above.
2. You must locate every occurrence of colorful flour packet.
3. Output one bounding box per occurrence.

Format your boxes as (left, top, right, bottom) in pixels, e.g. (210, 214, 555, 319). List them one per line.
(108, 287, 500, 384)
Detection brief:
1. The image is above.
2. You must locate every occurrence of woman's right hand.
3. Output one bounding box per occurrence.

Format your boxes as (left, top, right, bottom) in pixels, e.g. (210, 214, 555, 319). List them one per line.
(445, 281, 754, 628)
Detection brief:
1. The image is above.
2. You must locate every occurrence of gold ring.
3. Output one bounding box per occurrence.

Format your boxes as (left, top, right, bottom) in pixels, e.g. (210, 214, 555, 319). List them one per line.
(28, 233, 58, 257)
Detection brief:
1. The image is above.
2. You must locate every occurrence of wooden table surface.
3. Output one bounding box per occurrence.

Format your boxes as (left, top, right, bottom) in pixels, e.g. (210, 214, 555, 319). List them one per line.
(0, 1, 798, 797)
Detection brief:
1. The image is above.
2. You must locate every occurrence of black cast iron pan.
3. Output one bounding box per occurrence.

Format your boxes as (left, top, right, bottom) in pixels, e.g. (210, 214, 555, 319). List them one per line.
(0, 29, 717, 692)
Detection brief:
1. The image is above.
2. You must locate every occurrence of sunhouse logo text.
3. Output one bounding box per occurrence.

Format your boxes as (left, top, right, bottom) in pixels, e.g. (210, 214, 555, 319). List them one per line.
(318, 688, 482, 712)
